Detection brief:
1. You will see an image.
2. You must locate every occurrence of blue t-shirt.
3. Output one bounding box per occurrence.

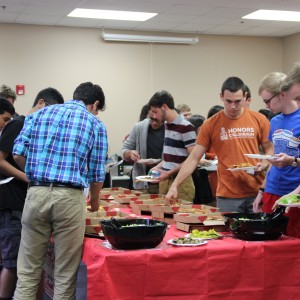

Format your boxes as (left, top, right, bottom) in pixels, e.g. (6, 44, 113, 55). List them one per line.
(266, 109, 300, 196)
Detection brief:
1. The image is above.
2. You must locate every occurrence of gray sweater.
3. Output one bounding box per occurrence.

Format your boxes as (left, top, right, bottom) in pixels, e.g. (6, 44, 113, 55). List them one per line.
(121, 118, 151, 190)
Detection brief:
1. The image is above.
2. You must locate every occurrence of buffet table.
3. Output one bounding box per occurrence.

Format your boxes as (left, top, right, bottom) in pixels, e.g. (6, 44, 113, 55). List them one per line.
(81, 225, 300, 300)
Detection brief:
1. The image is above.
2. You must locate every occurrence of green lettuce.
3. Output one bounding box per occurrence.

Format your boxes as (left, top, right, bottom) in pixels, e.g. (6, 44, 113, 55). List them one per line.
(278, 194, 300, 204)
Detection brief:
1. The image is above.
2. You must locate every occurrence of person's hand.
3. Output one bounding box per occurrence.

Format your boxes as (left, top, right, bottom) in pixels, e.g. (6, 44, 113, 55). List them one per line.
(165, 185, 178, 204)
(268, 153, 294, 168)
(254, 162, 269, 173)
(154, 169, 171, 181)
(88, 197, 100, 212)
(272, 198, 291, 213)
(253, 192, 263, 212)
(129, 150, 141, 162)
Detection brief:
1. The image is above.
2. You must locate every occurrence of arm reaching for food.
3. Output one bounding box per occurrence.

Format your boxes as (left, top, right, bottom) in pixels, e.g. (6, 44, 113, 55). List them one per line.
(272, 184, 300, 212)
(165, 144, 206, 202)
(253, 191, 264, 212)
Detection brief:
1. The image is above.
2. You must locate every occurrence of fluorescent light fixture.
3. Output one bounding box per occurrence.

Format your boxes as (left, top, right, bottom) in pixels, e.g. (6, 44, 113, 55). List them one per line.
(102, 32, 199, 44)
(242, 9, 300, 22)
(68, 8, 157, 21)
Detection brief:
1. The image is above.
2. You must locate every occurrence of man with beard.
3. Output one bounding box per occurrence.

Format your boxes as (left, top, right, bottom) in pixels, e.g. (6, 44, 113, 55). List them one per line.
(147, 90, 196, 202)
(121, 105, 165, 194)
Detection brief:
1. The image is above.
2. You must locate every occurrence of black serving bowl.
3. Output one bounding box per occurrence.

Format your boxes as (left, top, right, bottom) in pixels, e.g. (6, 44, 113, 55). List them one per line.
(223, 212, 289, 241)
(100, 219, 168, 250)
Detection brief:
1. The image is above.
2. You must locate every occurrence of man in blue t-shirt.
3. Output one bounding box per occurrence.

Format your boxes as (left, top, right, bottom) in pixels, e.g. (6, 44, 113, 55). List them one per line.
(254, 64, 300, 238)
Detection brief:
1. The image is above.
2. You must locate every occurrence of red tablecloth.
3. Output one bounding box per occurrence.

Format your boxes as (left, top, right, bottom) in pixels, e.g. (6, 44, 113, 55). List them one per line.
(82, 225, 300, 300)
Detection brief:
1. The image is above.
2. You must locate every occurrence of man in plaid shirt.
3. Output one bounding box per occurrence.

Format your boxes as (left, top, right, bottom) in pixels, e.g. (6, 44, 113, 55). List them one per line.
(13, 82, 108, 300)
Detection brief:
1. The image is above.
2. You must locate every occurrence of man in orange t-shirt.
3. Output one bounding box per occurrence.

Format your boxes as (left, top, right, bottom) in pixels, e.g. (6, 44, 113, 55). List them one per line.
(166, 77, 273, 213)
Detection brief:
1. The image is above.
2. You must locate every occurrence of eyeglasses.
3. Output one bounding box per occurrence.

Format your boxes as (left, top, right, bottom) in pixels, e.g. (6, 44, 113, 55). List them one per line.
(263, 93, 279, 105)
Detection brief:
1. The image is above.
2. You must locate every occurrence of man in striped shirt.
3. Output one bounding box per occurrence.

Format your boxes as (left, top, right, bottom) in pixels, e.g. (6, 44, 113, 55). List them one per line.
(13, 82, 108, 300)
(148, 90, 196, 201)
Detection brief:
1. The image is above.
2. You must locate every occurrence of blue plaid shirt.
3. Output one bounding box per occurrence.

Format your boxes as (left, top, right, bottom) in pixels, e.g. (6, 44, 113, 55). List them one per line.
(13, 100, 108, 187)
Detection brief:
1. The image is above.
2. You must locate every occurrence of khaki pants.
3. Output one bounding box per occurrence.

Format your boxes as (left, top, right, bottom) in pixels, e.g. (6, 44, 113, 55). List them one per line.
(159, 175, 195, 202)
(14, 186, 85, 300)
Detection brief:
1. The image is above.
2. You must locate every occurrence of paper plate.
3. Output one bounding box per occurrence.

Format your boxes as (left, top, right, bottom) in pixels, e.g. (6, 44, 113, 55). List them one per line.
(278, 203, 300, 208)
(168, 239, 208, 247)
(135, 176, 159, 183)
(0, 177, 14, 185)
(244, 154, 277, 160)
(227, 166, 256, 172)
(185, 233, 222, 240)
(137, 158, 161, 164)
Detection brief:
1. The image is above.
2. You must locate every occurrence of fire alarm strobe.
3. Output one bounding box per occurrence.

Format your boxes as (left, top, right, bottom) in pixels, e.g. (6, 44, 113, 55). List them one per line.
(16, 85, 25, 95)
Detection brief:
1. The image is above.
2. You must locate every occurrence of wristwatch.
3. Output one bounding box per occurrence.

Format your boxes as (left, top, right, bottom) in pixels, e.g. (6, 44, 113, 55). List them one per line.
(292, 157, 298, 167)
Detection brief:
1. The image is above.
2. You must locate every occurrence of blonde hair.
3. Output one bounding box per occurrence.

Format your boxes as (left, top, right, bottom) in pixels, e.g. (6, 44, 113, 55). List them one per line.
(258, 72, 286, 95)
(176, 104, 190, 112)
(280, 63, 300, 92)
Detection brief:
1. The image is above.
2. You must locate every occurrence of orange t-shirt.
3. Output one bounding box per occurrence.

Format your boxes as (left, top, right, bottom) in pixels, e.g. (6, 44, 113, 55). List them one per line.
(197, 109, 270, 198)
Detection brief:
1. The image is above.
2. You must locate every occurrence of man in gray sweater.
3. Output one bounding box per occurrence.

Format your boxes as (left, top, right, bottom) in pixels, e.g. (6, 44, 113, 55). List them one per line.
(121, 110, 164, 193)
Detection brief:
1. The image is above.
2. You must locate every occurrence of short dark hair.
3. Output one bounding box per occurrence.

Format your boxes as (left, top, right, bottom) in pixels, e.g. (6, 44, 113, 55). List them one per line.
(188, 114, 205, 131)
(73, 82, 105, 111)
(244, 85, 251, 99)
(207, 105, 224, 119)
(258, 109, 277, 121)
(0, 85, 16, 101)
(148, 90, 174, 109)
(0, 97, 15, 115)
(221, 77, 246, 96)
(32, 87, 64, 107)
(139, 104, 149, 121)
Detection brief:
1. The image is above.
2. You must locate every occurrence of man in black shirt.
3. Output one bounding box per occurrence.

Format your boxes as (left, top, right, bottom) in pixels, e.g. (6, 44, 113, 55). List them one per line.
(0, 88, 64, 300)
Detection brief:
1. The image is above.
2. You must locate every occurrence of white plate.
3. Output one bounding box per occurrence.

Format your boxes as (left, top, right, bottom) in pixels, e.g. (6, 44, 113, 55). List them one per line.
(135, 176, 159, 183)
(0, 177, 14, 185)
(227, 166, 256, 172)
(244, 154, 277, 160)
(185, 234, 222, 240)
(167, 239, 208, 247)
(137, 158, 161, 164)
(278, 203, 300, 208)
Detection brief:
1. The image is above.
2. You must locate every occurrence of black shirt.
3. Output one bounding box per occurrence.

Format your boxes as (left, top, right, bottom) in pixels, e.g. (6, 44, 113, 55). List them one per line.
(146, 125, 165, 173)
(0, 115, 27, 211)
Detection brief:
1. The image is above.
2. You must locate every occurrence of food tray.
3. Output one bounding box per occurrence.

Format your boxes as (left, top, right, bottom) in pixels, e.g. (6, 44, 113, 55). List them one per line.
(148, 199, 193, 214)
(99, 188, 143, 200)
(85, 210, 131, 225)
(176, 221, 227, 233)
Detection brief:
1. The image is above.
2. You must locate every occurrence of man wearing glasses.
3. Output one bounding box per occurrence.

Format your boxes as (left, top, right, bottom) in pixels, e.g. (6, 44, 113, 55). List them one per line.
(121, 105, 165, 194)
(253, 65, 300, 238)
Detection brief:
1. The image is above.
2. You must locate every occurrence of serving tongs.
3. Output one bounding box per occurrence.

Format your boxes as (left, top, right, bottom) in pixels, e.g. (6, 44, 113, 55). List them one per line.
(261, 206, 286, 221)
(110, 217, 123, 229)
(230, 206, 286, 231)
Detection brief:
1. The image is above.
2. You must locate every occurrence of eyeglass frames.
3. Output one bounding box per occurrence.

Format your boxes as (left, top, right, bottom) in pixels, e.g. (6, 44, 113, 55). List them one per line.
(263, 93, 279, 105)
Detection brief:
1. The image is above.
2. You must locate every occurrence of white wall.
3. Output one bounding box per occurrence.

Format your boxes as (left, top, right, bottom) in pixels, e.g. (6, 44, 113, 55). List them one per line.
(0, 24, 290, 155)
(283, 32, 300, 73)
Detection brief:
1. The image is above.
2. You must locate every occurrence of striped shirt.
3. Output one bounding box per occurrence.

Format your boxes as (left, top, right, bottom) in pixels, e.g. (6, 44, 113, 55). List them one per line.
(162, 115, 196, 171)
(13, 100, 108, 188)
